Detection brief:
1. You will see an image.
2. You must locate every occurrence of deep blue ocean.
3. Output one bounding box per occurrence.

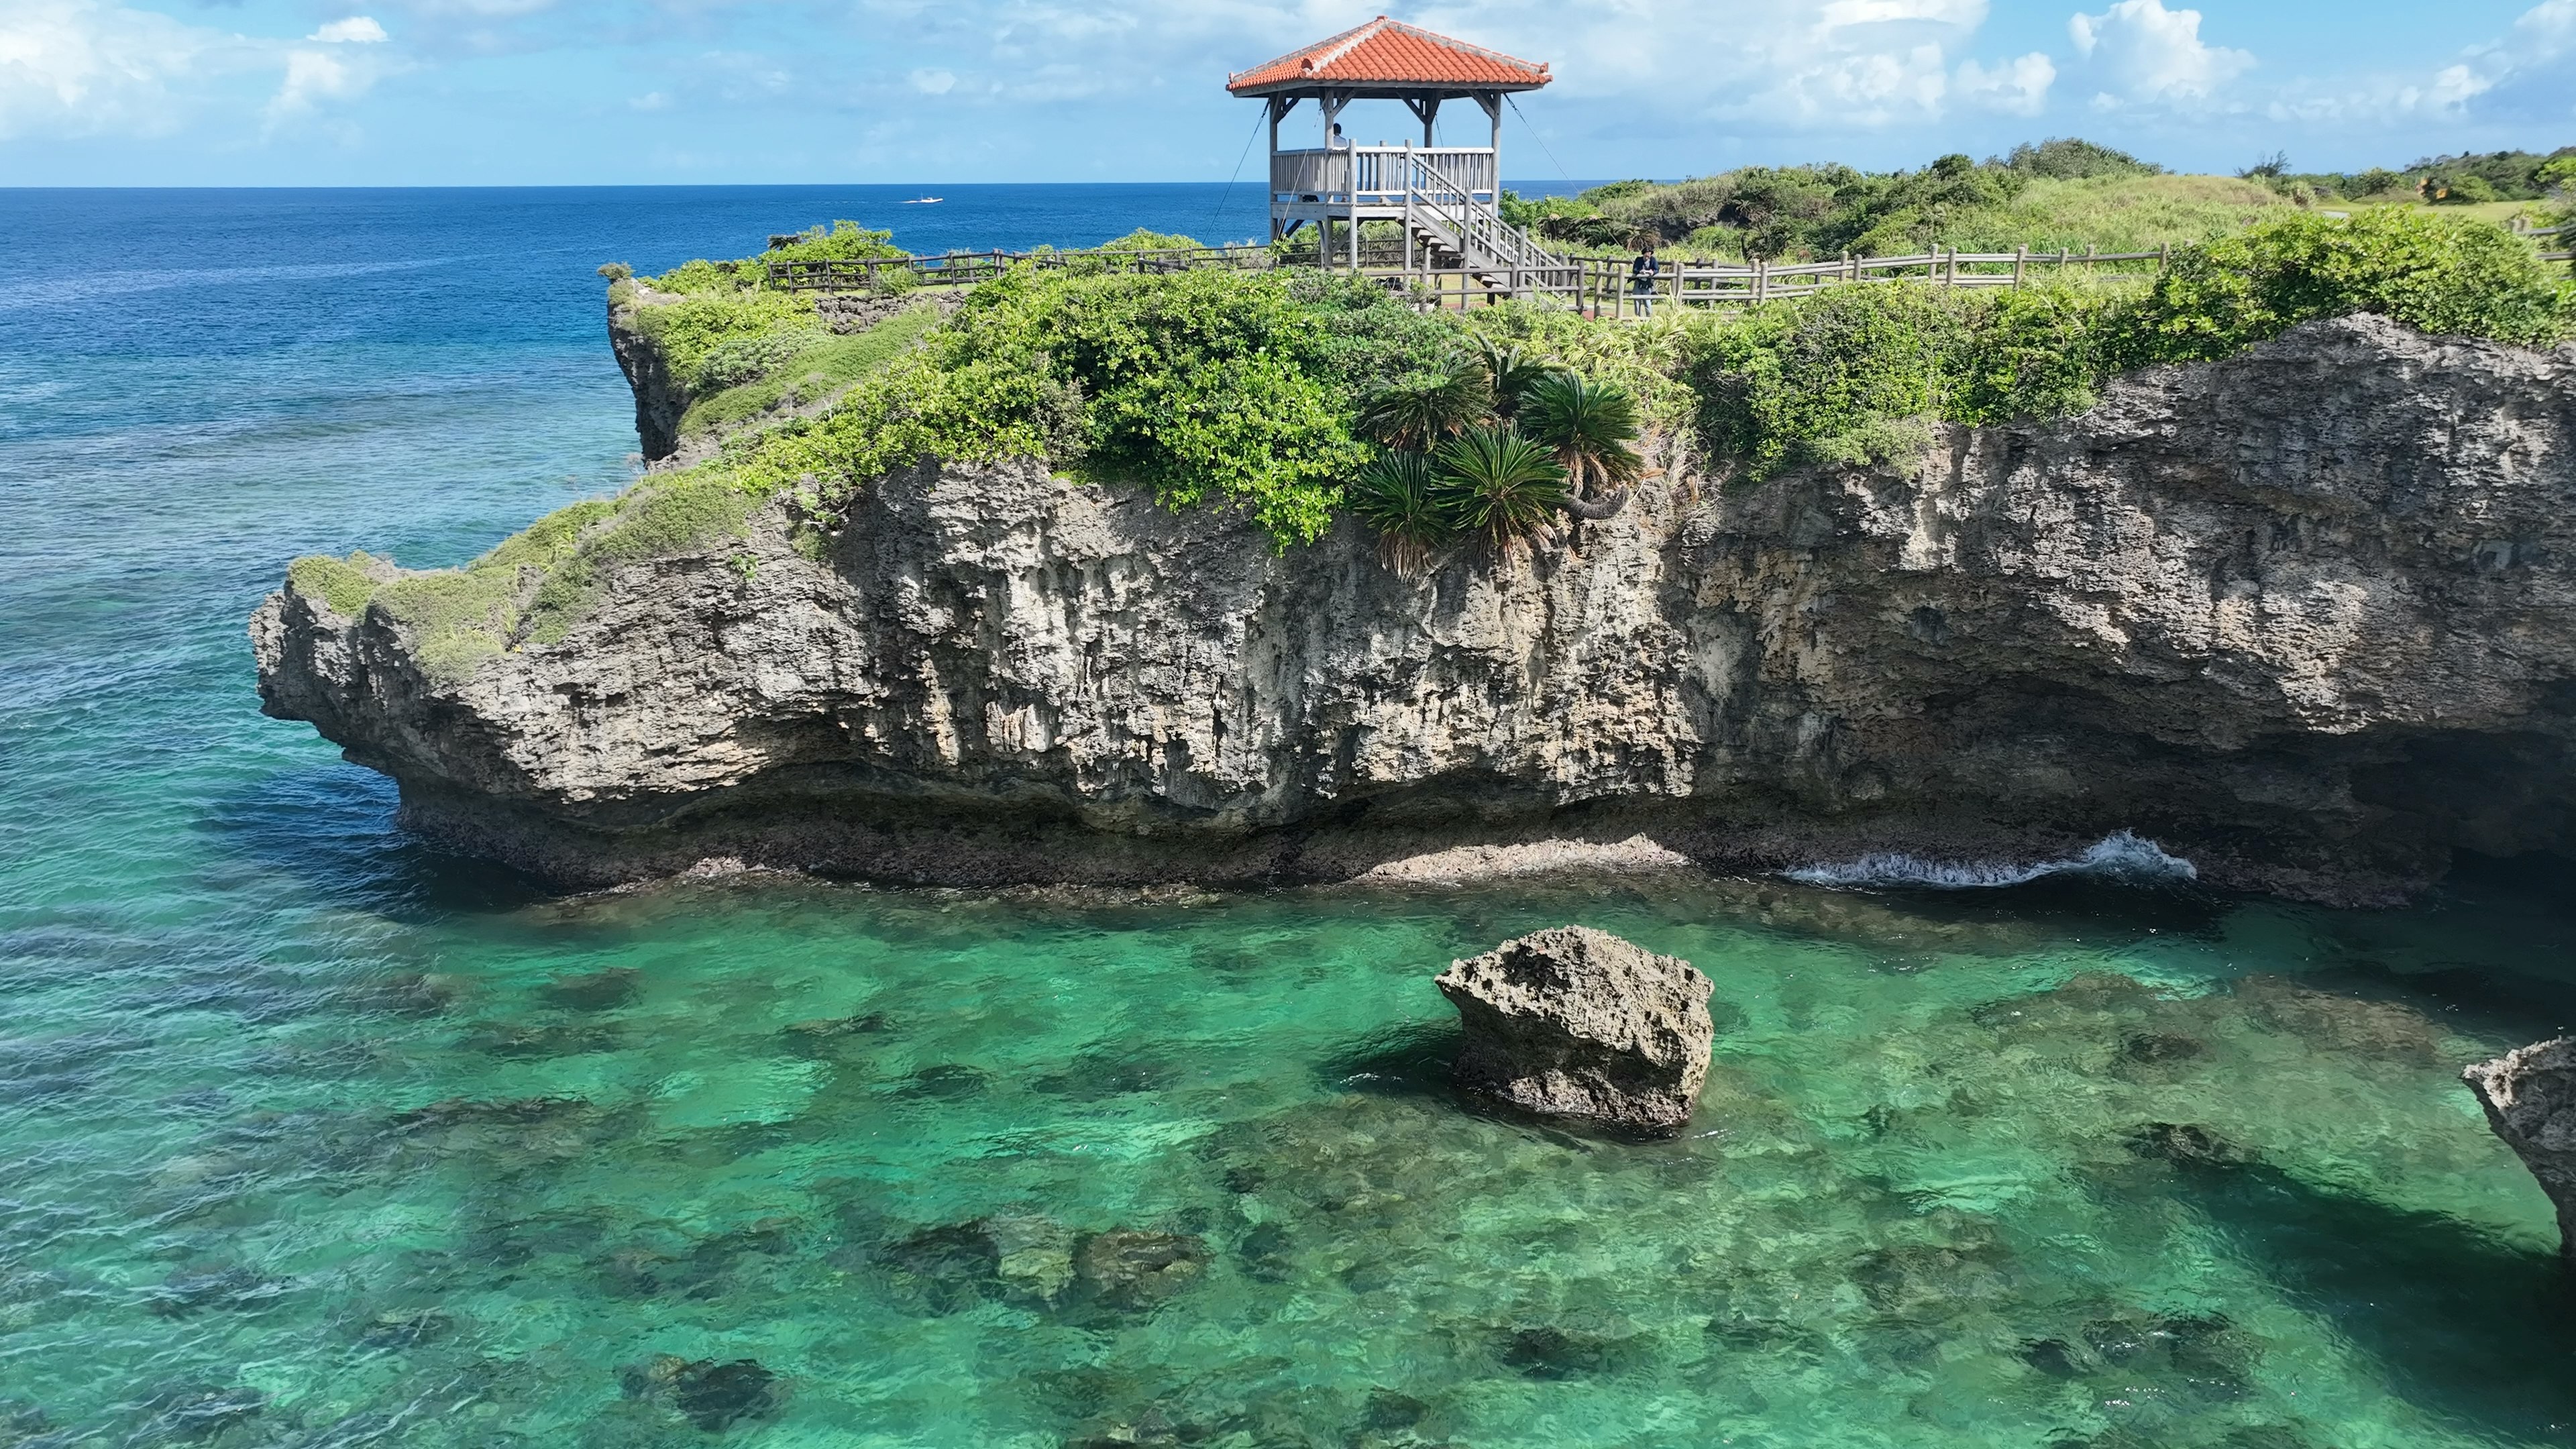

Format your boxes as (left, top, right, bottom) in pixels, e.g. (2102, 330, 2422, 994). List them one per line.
(3, 186, 2575, 1449)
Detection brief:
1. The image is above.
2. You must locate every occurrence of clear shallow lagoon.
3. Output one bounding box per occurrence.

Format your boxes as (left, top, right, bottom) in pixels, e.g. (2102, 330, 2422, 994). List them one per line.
(3, 188, 2574, 1449)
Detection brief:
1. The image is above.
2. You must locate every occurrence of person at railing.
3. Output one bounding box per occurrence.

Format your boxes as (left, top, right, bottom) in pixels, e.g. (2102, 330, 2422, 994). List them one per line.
(1328, 123, 1351, 151)
(1628, 238, 1662, 319)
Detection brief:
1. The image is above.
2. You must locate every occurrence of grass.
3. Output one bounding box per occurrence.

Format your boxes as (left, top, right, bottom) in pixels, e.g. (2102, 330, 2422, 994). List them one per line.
(1943, 174, 2292, 258)
(371, 567, 525, 687)
(520, 472, 761, 645)
(678, 305, 942, 438)
(284, 553, 381, 616)
(281, 474, 762, 685)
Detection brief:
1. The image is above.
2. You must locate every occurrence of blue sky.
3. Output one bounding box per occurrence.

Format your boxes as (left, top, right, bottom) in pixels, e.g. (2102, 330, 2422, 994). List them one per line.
(2, 0, 2570, 185)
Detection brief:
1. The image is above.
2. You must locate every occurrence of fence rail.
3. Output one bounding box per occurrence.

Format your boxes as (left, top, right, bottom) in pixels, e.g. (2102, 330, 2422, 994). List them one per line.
(769, 244, 1274, 290)
(769, 235, 2574, 309)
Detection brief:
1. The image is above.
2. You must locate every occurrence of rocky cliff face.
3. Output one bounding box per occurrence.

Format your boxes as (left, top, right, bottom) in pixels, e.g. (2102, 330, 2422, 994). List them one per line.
(254, 316, 2576, 901)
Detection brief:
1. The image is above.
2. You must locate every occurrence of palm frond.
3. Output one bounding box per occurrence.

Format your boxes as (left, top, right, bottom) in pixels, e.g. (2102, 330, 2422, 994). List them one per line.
(1356, 360, 1495, 452)
(1473, 335, 1553, 419)
(1518, 372, 1646, 497)
(1348, 450, 1452, 575)
(1431, 425, 1568, 548)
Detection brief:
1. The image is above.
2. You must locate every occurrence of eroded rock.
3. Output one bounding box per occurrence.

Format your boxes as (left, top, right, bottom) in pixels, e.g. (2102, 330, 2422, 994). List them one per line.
(1436, 926, 1714, 1133)
(252, 317, 2576, 905)
(2462, 1037, 2576, 1259)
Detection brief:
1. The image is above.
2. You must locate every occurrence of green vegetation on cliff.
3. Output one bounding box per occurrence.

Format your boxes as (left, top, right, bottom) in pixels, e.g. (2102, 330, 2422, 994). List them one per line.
(680, 305, 943, 438)
(1503, 138, 2573, 261)
(737, 266, 1452, 547)
(282, 205, 2573, 682)
(1688, 209, 2573, 475)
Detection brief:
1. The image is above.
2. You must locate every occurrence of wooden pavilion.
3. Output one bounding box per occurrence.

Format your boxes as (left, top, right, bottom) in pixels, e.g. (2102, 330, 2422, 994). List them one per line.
(1227, 17, 1560, 280)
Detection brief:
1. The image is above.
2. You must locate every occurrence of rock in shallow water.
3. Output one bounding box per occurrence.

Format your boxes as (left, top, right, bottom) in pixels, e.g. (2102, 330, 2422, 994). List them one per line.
(1435, 926, 1714, 1134)
(2462, 1037, 2576, 1260)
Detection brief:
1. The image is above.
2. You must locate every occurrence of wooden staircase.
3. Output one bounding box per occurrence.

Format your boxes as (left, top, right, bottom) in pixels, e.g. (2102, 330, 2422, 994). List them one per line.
(1377, 149, 1570, 299)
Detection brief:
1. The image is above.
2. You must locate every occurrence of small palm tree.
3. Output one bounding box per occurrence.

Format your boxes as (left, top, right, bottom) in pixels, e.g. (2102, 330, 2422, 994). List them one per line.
(1348, 451, 1451, 576)
(1474, 334, 1553, 419)
(1519, 372, 1645, 517)
(1432, 425, 1568, 549)
(1357, 360, 1493, 453)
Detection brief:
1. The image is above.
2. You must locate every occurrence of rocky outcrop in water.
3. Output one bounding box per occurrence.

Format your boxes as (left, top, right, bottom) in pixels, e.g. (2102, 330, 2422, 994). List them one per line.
(1436, 926, 1714, 1133)
(2462, 1038, 2576, 1260)
(254, 315, 2576, 902)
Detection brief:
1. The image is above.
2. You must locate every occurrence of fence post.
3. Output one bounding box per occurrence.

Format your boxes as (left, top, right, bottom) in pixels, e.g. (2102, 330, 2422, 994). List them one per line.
(2013, 246, 2026, 289)
(1754, 255, 1766, 304)
(2158, 241, 2169, 272)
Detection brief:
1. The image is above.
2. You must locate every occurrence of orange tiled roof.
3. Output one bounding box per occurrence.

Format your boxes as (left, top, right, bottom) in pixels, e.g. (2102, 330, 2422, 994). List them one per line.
(1227, 17, 1550, 95)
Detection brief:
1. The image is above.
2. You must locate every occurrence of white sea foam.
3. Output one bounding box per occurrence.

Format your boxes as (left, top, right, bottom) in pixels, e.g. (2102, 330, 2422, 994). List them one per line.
(1783, 830, 2198, 890)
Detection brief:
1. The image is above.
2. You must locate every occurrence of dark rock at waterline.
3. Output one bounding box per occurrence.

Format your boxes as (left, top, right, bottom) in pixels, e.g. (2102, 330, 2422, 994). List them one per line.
(1436, 926, 1713, 1133)
(2462, 1036, 2576, 1259)
(621, 1355, 788, 1433)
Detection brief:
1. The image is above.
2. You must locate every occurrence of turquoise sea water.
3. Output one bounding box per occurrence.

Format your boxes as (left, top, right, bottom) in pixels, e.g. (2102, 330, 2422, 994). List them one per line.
(3, 188, 2575, 1448)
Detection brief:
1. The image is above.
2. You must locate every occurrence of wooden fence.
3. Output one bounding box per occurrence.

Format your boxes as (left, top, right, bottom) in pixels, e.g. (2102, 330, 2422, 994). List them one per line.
(769, 244, 1273, 291)
(771, 231, 2574, 310)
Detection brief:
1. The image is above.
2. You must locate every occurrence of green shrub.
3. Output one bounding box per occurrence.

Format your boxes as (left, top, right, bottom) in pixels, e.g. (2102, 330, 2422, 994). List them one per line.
(631, 287, 816, 384)
(1688, 284, 1966, 474)
(2111, 209, 2570, 364)
(1947, 283, 2118, 425)
(764, 221, 906, 266)
(736, 267, 1433, 549)
(695, 327, 830, 392)
(285, 551, 381, 616)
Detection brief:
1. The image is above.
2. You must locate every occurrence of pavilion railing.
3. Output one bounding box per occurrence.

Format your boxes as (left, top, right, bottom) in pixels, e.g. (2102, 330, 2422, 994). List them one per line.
(1269, 146, 1499, 207)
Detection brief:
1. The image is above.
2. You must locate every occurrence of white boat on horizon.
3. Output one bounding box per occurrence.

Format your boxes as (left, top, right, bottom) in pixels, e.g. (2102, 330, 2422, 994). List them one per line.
(903, 196, 943, 205)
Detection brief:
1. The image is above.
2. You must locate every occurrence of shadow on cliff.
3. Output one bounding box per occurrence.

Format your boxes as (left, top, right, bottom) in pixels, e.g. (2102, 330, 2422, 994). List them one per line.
(2176, 1159, 2576, 1441)
(201, 762, 551, 918)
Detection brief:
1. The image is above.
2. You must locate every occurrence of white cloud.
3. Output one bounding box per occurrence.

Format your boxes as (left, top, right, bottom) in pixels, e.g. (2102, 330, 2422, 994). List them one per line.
(310, 17, 390, 44)
(2261, 0, 2572, 125)
(909, 66, 955, 95)
(268, 48, 362, 123)
(2424, 0, 2575, 120)
(0, 0, 245, 138)
(1956, 51, 2055, 115)
(2068, 0, 2252, 109)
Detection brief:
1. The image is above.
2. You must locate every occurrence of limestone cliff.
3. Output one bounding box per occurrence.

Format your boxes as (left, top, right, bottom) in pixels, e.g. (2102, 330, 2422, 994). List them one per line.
(253, 315, 2576, 901)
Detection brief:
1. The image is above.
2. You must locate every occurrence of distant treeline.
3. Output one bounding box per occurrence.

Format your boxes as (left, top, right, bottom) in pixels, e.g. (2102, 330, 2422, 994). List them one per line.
(1507, 138, 2575, 261)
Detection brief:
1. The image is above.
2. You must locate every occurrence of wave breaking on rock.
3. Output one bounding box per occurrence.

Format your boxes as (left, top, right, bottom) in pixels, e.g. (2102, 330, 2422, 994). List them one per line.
(1782, 830, 2200, 892)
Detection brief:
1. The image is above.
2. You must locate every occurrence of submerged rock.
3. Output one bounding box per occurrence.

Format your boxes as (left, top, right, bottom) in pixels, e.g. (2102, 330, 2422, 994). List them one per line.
(1073, 1231, 1208, 1311)
(2462, 1037, 2576, 1259)
(620, 1355, 788, 1433)
(1436, 926, 1713, 1134)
